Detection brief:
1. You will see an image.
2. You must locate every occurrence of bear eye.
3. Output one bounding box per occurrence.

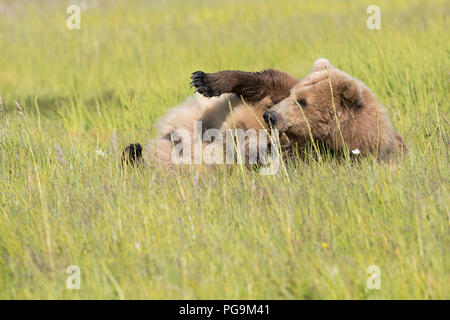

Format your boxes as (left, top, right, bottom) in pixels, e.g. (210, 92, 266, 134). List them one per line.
(297, 99, 307, 107)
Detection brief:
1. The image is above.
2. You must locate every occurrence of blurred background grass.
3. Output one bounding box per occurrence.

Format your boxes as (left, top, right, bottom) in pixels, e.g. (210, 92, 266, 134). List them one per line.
(0, 0, 448, 299)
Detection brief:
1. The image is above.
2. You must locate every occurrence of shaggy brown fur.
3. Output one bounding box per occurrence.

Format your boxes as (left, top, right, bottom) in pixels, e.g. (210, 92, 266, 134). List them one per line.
(190, 69, 299, 104)
(121, 59, 407, 168)
(267, 59, 408, 161)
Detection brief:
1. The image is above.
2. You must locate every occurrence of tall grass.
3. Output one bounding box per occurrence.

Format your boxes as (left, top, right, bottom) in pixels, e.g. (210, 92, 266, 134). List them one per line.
(0, 0, 448, 299)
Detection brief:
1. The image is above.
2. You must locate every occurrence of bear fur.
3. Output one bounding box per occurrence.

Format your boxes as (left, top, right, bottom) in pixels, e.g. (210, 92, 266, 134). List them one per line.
(130, 69, 299, 169)
(267, 59, 408, 161)
(121, 59, 407, 168)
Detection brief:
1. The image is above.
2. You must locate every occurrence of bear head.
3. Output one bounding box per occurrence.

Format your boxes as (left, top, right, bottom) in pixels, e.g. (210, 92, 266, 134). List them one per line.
(263, 59, 371, 153)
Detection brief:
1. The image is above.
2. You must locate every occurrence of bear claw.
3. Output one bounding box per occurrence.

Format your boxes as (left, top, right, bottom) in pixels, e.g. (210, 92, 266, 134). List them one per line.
(190, 71, 218, 98)
(120, 143, 144, 168)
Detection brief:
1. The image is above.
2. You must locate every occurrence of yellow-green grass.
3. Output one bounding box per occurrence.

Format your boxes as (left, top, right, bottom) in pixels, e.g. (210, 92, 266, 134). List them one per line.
(0, 0, 448, 299)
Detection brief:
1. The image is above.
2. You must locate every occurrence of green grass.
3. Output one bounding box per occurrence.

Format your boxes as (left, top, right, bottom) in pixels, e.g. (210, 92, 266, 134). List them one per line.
(0, 0, 448, 299)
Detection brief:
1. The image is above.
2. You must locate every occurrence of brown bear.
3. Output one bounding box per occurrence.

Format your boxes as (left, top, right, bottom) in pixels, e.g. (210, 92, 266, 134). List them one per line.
(263, 59, 408, 161)
(121, 59, 407, 168)
(122, 68, 299, 169)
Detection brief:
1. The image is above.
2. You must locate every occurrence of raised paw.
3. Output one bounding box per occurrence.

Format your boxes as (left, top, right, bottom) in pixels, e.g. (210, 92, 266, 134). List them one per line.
(190, 71, 220, 98)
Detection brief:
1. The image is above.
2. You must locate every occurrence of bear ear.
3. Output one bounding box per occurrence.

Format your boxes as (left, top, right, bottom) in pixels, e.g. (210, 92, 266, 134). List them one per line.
(311, 58, 333, 72)
(338, 79, 363, 109)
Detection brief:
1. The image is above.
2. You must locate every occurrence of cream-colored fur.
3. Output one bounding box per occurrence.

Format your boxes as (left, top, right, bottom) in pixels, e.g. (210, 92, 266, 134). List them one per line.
(142, 58, 407, 169)
(143, 93, 268, 169)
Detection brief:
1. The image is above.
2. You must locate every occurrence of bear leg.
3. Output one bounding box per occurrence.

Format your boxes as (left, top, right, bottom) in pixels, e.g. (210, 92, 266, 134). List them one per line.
(190, 69, 299, 104)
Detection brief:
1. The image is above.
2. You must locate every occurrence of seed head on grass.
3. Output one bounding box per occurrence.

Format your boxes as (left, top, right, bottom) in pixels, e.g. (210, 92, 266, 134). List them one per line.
(193, 171, 199, 188)
(96, 148, 106, 158)
(110, 131, 118, 154)
(54, 144, 66, 166)
(0, 95, 4, 115)
(15, 101, 24, 117)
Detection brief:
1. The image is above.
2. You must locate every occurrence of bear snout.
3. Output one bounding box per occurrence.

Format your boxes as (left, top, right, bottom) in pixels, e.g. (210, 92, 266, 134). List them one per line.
(263, 110, 277, 126)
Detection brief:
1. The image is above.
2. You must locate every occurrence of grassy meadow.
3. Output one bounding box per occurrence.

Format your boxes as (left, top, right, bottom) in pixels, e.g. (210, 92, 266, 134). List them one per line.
(0, 0, 448, 299)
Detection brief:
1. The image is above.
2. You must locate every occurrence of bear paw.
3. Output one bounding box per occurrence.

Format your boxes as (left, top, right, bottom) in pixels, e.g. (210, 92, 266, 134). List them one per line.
(190, 71, 220, 98)
(120, 143, 144, 168)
